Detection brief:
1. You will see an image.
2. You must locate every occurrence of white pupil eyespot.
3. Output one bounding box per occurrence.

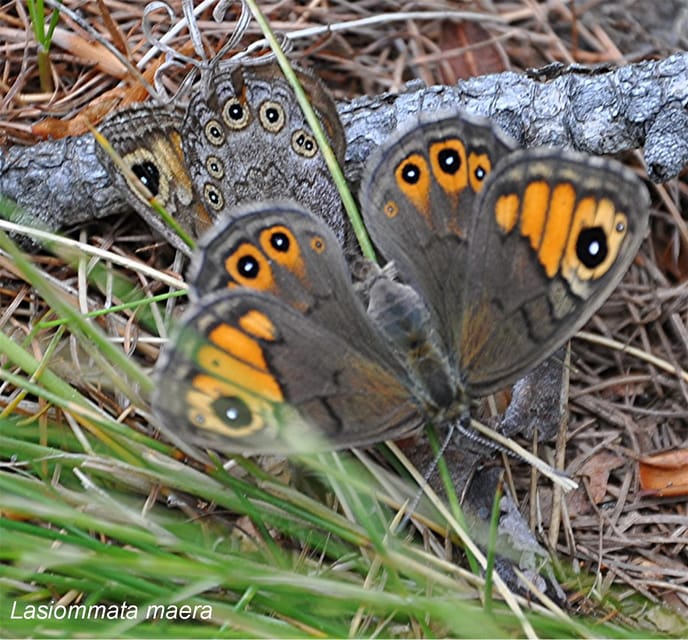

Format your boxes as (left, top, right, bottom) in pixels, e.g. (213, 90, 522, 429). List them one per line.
(226, 407, 239, 421)
(588, 241, 601, 256)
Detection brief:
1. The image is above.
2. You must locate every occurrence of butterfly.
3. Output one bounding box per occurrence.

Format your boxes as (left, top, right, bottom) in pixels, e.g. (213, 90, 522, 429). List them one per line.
(95, 62, 347, 254)
(152, 112, 649, 454)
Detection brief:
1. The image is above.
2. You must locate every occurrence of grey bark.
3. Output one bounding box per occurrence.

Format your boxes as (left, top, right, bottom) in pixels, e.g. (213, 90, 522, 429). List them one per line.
(1, 52, 687, 234)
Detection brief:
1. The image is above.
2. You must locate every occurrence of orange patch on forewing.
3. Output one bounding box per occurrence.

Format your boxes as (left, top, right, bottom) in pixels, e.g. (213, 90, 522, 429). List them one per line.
(495, 193, 520, 233)
(537, 182, 576, 278)
(208, 323, 268, 372)
(519, 180, 551, 251)
(395, 153, 431, 221)
(238, 309, 277, 341)
(168, 131, 194, 193)
(259, 225, 306, 279)
(429, 139, 468, 196)
(187, 375, 267, 437)
(563, 196, 597, 282)
(468, 151, 492, 192)
(224, 242, 275, 291)
(196, 341, 282, 402)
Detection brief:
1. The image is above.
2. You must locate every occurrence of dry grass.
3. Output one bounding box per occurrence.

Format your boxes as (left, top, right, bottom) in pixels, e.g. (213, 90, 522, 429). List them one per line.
(1, 0, 687, 631)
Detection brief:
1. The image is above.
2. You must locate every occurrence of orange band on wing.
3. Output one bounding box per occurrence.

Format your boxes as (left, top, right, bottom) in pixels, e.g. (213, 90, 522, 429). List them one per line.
(495, 193, 520, 233)
(496, 181, 631, 287)
(395, 152, 431, 222)
(208, 323, 268, 372)
(520, 180, 550, 250)
(238, 310, 277, 341)
(538, 182, 576, 278)
(197, 342, 282, 401)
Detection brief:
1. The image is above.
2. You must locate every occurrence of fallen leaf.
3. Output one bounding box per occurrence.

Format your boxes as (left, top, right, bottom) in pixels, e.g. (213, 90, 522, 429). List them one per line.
(639, 448, 688, 497)
(438, 20, 506, 82)
(568, 451, 625, 516)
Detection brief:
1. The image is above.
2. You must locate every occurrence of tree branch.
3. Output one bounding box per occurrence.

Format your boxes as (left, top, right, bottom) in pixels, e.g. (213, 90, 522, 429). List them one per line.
(2, 52, 687, 236)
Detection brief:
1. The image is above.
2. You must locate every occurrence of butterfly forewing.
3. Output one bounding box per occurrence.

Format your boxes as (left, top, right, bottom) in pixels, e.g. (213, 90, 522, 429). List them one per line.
(96, 103, 212, 253)
(359, 113, 517, 374)
(459, 149, 649, 395)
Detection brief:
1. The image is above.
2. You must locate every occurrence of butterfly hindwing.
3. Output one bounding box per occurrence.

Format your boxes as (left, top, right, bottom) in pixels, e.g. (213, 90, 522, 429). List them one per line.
(182, 63, 349, 244)
(154, 288, 424, 453)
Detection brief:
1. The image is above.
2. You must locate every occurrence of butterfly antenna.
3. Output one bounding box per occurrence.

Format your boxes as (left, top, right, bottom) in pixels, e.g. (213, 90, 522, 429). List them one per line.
(396, 409, 542, 533)
(453, 415, 514, 457)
